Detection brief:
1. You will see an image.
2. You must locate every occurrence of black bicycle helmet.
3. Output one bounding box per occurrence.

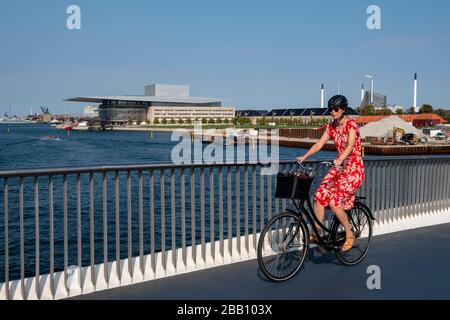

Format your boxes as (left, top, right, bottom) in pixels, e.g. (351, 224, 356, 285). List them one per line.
(328, 95, 348, 110)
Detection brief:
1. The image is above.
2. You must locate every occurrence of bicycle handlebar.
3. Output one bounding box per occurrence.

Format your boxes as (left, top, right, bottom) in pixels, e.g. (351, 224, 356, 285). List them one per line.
(296, 161, 340, 173)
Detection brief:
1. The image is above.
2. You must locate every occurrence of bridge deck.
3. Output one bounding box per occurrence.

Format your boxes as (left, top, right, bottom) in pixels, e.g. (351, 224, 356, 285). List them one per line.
(73, 223, 450, 300)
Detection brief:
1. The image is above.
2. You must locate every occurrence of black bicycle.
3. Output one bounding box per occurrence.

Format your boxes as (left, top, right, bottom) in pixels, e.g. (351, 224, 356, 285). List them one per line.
(257, 161, 376, 282)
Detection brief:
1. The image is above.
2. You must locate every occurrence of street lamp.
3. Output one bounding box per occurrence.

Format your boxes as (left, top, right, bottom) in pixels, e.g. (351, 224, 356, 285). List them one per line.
(366, 75, 374, 103)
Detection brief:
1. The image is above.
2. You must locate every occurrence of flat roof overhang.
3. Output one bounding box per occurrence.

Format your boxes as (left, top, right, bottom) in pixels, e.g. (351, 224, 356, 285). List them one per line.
(65, 96, 222, 104)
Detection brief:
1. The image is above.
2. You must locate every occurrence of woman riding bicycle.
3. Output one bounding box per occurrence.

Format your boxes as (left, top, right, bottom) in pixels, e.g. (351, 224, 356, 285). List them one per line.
(297, 95, 365, 252)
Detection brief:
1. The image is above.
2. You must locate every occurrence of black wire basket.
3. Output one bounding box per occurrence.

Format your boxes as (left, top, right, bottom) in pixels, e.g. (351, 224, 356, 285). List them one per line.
(275, 172, 314, 200)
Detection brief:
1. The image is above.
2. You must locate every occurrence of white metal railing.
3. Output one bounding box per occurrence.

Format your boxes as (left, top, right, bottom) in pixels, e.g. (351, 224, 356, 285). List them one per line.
(0, 157, 449, 299)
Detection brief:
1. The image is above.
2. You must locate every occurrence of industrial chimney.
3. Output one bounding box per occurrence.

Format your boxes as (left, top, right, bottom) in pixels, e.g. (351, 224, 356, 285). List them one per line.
(321, 84, 324, 108)
(413, 73, 418, 113)
(361, 83, 365, 102)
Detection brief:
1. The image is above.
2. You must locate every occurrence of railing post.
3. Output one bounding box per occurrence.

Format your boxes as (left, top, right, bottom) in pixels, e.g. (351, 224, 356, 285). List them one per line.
(34, 176, 40, 299)
(388, 162, 394, 223)
(438, 160, 444, 212)
(170, 169, 176, 270)
(267, 171, 272, 222)
(252, 165, 257, 250)
(103, 172, 109, 284)
(426, 161, 433, 215)
(4, 179, 9, 300)
(63, 175, 69, 294)
(76, 174, 82, 291)
(432, 160, 438, 214)
(281, 164, 286, 213)
(218, 166, 224, 259)
(227, 166, 232, 258)
(446, 162, 450, 210)
(115, 171, 121, 282)
(426, 162, 433, 215)
(411, 160, 418, 218)
(260, 167, 265, 232)
(244, 166, 249, 255)
(190, 168, 196, 264)
(418, 160, 424, 216)
(89, 173, 95, 288)
(445, 161, 450, 210)
(375, 161, 381, 220)
(235, 166, 241, 256)
(209, 168, 215, 261)
(427, 160, 433, 215)
(180, 169, 186, 267)
(139, 171, 144, 276)
(127, 171, 133, 278)
(149, 170, 155, 274)
(394, 161, 400, 222)
(382, 161, 389, 223)
(408, 160, 414, 219)
(380, 161, 386, 224)
(49, 175, 55, 298)
(160, 169, 166, 272)
(19, 177, 25, 299)
(200, 167, 206, 263)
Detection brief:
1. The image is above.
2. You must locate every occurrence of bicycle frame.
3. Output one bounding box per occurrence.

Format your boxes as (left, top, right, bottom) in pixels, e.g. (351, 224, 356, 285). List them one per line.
(290, 197, 340, 249)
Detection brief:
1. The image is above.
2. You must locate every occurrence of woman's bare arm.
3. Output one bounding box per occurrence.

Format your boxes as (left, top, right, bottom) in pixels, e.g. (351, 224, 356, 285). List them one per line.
(299, 131, 330, 160)
(337, 128, 357, 163)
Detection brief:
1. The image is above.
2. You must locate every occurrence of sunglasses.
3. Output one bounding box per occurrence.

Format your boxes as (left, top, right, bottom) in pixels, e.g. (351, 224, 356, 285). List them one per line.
(328, 106, 342, 113)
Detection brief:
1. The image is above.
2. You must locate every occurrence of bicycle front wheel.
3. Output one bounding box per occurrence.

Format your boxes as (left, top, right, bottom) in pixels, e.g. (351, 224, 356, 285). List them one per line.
(257, 212, 308, 282)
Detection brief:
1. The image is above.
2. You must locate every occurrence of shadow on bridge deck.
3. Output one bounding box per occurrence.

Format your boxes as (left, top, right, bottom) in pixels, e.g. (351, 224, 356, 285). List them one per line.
(73, 223, 450, 300)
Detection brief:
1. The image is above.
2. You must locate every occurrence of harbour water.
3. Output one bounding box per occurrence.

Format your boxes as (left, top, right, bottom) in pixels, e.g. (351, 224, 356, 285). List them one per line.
(0, 124, 339, 169)
(2, 124, 449, 169)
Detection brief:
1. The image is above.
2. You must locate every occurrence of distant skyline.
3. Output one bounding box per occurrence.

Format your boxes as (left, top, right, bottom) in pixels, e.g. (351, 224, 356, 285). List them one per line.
(1, 0, 450, 115)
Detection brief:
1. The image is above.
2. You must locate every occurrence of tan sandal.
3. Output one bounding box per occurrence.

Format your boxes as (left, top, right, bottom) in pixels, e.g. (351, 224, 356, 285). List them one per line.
(341, 236, 356, 252)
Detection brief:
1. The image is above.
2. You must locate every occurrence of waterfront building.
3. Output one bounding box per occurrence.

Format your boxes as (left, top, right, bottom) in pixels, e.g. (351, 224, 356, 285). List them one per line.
(42, 114, 52, 123)
(236, 110, 269, 117)
(83, 105, 99, 118)
(236, 110, 270, 125)
(374, 105, 404, 113)
(66, 84, 235, 124)
(148, 106, 235, 123)
(251, 107, 359, 125)
(389, 105, 404, 113)
(360, 91, 388, 109)
(404, 113, 448, 128)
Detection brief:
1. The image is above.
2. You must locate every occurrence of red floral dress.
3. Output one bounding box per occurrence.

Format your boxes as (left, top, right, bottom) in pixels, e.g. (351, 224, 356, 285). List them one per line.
(313, 118, 365, 210)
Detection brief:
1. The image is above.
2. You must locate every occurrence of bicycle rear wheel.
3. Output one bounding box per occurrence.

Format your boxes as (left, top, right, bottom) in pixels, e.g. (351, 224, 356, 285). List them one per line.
(257, 212, 308, 282)
(333, 204, 373, 266)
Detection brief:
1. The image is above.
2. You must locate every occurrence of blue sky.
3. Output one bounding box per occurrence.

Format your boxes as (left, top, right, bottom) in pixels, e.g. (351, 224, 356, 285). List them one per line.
(1, 0, 449, 115)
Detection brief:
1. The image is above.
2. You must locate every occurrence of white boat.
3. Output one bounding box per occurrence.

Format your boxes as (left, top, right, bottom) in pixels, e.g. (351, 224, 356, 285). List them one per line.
(50, 119, 63, 125)
(0, 117, 29, 124)
(0, 106, 28, 123)
(40, 135, 63, 141)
